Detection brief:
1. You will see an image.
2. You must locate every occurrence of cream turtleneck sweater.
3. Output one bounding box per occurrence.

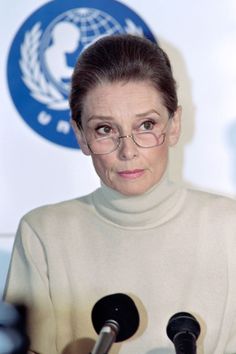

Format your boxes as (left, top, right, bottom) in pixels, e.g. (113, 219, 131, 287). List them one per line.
(4, 175, 236, 354)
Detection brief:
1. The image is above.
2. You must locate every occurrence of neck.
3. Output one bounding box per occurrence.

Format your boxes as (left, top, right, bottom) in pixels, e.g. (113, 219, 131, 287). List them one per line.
(91, 173, 185, 229)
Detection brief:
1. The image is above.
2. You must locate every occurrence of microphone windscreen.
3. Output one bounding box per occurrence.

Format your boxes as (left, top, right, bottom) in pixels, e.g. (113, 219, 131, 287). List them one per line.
(0, 302, 20, 327)
(91, 293, 139, 342)
(166, 312, 201, 341)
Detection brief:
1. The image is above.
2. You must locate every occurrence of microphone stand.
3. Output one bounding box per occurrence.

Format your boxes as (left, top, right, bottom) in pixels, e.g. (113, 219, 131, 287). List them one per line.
(90, 320, 119, 354)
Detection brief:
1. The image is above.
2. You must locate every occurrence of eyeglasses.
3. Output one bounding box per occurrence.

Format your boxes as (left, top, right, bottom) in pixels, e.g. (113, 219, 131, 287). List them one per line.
(79, 116, 172, 155)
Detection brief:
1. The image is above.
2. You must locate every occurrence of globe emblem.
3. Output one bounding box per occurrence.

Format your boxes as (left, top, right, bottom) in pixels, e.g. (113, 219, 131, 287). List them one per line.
(8, 0, 156, 148)
(41, 8, 124, 100)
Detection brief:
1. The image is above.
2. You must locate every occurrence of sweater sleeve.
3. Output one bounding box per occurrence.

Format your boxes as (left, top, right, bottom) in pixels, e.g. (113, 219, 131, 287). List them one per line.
(3, 218, 57, 354)
(225, 317, 236, 354)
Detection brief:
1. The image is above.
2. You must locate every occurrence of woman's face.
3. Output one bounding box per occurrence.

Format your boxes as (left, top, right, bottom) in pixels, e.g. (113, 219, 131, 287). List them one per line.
(74, 80, 181, 196)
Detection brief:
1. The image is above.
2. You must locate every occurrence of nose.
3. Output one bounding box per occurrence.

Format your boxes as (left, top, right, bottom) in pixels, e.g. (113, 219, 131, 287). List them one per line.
(117, 135, 139, 160)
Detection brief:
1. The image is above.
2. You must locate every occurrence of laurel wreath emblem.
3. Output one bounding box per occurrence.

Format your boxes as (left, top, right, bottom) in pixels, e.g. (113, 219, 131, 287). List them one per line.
(20, 22, 69, 110)
(20, 19, 143, 111)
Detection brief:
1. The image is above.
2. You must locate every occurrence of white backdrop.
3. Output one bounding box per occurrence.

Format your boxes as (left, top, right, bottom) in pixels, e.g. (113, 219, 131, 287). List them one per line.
(1, 0, 236, 235)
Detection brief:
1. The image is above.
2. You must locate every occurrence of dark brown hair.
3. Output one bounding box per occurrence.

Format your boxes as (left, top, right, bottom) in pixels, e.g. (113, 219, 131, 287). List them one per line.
(70, 34, 178, 125)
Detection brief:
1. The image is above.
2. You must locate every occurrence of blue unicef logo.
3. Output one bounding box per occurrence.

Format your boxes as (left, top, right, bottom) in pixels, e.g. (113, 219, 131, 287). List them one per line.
(7, 0, 157, 148)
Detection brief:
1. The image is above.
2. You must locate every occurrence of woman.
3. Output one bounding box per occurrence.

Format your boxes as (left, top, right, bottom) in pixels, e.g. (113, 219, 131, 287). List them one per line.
(4, 34, 236, 354)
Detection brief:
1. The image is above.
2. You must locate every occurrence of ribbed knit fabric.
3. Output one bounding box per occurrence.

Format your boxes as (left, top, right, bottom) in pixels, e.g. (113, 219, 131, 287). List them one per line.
(4, 175, 236, 354)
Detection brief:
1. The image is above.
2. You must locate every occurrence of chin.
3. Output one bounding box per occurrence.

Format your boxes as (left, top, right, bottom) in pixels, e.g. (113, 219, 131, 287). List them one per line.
(113, 183, 152, 196)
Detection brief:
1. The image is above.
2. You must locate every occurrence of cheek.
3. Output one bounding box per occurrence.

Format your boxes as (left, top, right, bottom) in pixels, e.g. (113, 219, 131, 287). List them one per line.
(91, 155, 115, 178)
(143, 144, 169, 166)
(156, 146, 169, 170)
(159, 145, 169, 161)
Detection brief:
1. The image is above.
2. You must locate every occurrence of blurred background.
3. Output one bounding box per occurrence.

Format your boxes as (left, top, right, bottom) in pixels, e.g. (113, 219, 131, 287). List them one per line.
(1, 0, 236, 298)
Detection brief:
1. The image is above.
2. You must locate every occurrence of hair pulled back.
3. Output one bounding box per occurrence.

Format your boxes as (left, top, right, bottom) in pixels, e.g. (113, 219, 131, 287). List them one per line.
(70, 34, 178, 125)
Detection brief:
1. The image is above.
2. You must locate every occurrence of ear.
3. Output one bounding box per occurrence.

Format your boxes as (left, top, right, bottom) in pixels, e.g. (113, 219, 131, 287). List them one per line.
(167, 106, 182, 147)
(71, 120, 91, 155)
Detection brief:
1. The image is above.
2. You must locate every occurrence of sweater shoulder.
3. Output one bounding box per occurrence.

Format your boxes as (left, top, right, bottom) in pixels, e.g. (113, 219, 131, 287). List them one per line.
(184, 187, 236, 219)
(186, 187, 236, 205)
(21, 191, 95, 227)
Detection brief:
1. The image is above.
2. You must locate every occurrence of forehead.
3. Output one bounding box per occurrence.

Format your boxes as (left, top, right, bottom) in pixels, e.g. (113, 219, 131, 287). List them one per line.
(81, 80, 167, 122)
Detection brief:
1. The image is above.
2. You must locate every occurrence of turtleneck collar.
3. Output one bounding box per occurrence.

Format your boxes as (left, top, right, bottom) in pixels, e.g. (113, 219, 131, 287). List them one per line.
(90, 172, 186, 229)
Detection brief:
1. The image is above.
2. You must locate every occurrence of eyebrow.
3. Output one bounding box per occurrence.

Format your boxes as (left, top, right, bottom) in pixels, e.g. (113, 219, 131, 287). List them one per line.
(136, 109, 161, 117)
(86, 109, 161, 123)
(86, 115, 114, 123)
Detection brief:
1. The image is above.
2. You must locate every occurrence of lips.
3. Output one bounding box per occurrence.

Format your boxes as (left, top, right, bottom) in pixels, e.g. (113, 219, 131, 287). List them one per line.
(117, 169, 145, 179)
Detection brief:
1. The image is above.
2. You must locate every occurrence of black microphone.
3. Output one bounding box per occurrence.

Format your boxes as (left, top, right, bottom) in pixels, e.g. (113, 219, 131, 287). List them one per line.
(0, 301, 29, 354)
(90, 293, 140, 354)
(166, 312, 201, 354)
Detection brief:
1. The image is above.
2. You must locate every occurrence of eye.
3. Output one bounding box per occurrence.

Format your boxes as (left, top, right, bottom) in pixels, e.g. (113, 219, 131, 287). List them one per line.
(95, 124, 113, 136)
(139, 120, 156, 131)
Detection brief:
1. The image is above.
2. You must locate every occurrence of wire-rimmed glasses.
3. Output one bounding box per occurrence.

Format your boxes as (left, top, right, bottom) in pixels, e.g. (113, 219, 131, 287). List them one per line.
(79, 116, 172, 155)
